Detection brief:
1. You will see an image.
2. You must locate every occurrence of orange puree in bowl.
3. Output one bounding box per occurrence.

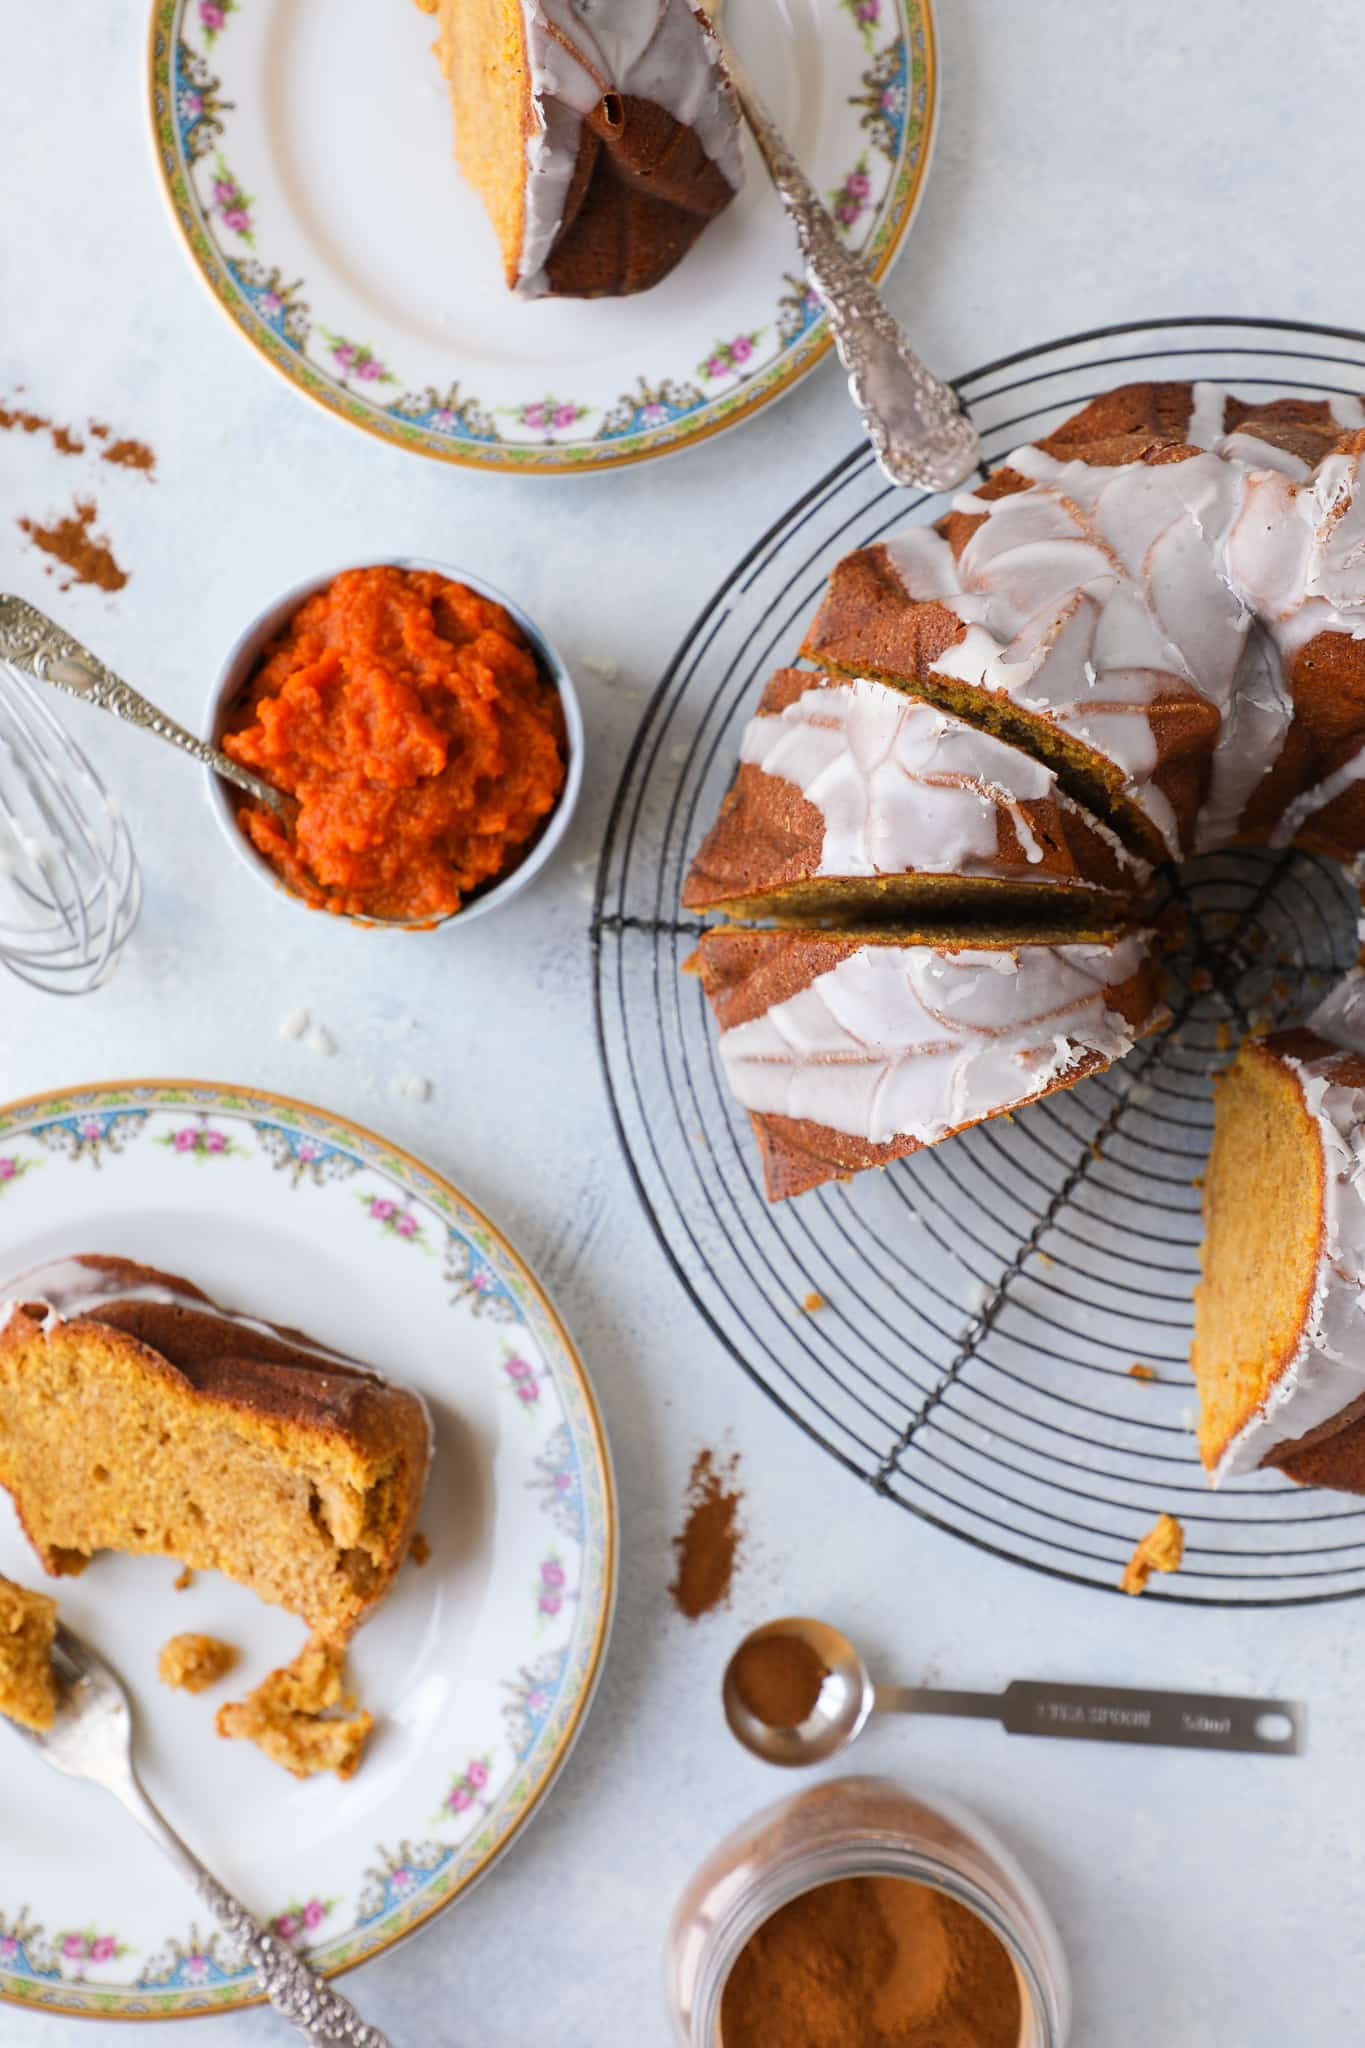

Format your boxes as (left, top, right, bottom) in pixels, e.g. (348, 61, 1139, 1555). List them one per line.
(222, 567, 566, 923)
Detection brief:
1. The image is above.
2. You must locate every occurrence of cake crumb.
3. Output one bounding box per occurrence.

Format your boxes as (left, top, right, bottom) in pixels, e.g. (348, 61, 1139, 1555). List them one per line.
(397, 1075, 431, 1103)
(279, 1008, 309, 1041)
(409, 1531, 431, 1568)
(173, 1564, 195, 1592)
(306, 1024, 336, 1057)
(581, 654, 619, 683)
(801, 1290, 826, 1313)
(0, 1574, 58, 1732)
(217, 1634, 372, 1780)
(1128, 1364, 1158, 1383)
(159, 1633, 236, 1693)
(1120, 1513, 1185, 1596)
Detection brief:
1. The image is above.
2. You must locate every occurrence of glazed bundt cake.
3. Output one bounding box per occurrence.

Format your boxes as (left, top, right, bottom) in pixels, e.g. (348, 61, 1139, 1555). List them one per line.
(0, 1257, 431, 1640)
(683, 669, 1148, 925)
(804, 383, 1365, 867)
(694, 924, 1166, 1200)
(430, 0, 742, 298)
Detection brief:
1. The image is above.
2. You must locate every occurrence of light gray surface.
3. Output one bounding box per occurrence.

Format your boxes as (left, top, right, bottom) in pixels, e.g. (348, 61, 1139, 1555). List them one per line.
(2, 3, 1363, 2042)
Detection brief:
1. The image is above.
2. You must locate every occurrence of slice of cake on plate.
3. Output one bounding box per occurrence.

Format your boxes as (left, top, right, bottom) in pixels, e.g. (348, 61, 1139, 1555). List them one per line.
(682, 668, 1148, 925)
(429, 0, 743, 297)
(694, 924, 1166, 1200)
(0, 1256, 431, 1640)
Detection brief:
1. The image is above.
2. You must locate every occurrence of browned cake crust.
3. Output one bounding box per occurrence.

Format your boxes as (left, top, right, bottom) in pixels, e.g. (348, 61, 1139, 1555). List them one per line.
(696, 926, 1165, 1201)
(802, 388, 1365, 867)
(682, 667, 1140, 920)
(0, 1257, 430, 1638)
(545, 94, 737, 298)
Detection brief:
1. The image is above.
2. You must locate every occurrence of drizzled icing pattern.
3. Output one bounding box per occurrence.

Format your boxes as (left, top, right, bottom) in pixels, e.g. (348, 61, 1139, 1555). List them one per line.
(717, 934, 1155, 1146)
(514, 0, 742, 295)
(737, 677, 1142, 884)
(879, 382, 1365, 858)
(1214, 1026, 1365, 1483)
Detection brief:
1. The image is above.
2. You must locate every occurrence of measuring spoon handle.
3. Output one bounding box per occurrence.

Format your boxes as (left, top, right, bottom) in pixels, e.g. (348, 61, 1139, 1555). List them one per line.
(875, 1681, 1303, 1756)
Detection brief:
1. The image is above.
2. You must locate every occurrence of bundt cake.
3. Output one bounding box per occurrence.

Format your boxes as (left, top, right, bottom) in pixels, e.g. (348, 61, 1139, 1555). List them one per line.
(1193, 974, 1365, 1493)
(694, 924, 1166, 1200)
(0, 1572, 58, 1732)
(0, 1257, 431, 1640)
(804, 383, 1365, 868)
(429, 0, 743, 298)
(683, 668, 1148, 925)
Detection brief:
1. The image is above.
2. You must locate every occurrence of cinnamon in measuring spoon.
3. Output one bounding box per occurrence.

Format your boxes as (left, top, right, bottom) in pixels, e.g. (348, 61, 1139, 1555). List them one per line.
(720, 1875, 1022, 2048)
(731, 1633, 828, 1727)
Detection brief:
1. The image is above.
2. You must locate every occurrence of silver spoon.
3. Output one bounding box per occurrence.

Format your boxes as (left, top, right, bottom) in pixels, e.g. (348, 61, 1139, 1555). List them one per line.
(712, 34, 980, 492)
(723, 1617, 1304, 1766)
(8, 1620, 390, 2046)
(0, 593, 291, 821)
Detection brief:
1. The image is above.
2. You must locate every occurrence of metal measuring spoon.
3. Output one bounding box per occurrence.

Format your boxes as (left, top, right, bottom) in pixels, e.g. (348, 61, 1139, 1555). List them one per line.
(723, 1618, 1304, 1766)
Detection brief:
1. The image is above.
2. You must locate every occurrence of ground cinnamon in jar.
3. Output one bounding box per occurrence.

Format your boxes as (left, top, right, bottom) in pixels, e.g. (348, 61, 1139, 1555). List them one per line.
(720, 1875, 1021, 2048)
(732, 1633, 828, 1727)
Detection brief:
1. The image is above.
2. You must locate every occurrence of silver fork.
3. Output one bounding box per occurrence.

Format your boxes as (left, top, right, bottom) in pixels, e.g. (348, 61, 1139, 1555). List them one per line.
(11, 1622, 392, 2046)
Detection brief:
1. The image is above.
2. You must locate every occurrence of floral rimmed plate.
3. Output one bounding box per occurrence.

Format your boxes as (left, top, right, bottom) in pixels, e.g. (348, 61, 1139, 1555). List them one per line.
(146, 0, 936, 474)
(0, 1081, 615, 2021)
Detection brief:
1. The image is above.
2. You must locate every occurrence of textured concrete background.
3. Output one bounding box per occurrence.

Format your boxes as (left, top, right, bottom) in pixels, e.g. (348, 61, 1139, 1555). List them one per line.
(3, 2, 1364, 2041)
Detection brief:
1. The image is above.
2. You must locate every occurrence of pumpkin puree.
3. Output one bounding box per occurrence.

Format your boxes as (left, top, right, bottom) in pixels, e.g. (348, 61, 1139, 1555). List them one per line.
(222, 567, 566, 922)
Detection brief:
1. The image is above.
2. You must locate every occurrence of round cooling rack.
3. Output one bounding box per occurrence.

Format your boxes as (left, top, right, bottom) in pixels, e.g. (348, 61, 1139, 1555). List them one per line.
(592, 315, 1365, 1607)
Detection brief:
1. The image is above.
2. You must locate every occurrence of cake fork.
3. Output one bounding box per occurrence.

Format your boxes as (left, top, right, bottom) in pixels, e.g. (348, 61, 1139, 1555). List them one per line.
(712, 32, 980, 492)
(9, 1622, 393, 2047)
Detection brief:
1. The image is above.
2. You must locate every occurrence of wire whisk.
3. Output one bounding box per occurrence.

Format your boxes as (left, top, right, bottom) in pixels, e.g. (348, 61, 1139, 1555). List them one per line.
(0, 659, 140, 995)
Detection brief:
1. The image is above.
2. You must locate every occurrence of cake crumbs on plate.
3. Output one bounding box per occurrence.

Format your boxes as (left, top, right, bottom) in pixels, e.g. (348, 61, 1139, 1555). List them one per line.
(279, 1007, 309, 1041)
(216, 1632, 372, 1780)
(1128, 1363, 1159, 1383)
(1120, 1513, 1184, 1596)
(409, 1531, 431, 1568)
(159, 1633, 236, 1693)
(800, 1290, 826, 1313)
(173, 1564, 195, 1591)
(306, 1023, 337, 1057)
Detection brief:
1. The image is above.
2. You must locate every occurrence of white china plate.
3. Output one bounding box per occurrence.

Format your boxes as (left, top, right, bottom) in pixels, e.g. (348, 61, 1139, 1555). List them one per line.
(0, 1081, 615, 2020)
(147, 0, 937, 473)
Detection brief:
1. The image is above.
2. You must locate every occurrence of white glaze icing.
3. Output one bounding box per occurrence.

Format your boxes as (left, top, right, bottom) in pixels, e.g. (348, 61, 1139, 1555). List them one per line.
(516, 0, 742, 295)
(736, 678, 1143, 887)
(876, 385, 1365, 858)
(717, 934, 1156, 1147)
(1213, 1040, 1365, 1481)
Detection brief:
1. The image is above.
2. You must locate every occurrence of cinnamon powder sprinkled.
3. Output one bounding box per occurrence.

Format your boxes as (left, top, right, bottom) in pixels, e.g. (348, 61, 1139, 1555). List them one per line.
(409, 1532, 431, 1568)
(18, 499, 128, 593)
(99, 436, 156, 476)
(670, 1448, 744, 1620)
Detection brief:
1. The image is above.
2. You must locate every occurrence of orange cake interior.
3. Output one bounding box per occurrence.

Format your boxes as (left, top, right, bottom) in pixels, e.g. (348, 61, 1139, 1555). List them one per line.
(0, 1268, 430, 1642)
(0, 1572, 59, 1732)
(1191, 1042, 1324, 1473)
(434, 0, 532, 289)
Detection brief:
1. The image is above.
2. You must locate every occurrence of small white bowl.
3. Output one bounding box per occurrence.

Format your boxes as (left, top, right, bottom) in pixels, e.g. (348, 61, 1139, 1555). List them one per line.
(205, 557, 584, 928)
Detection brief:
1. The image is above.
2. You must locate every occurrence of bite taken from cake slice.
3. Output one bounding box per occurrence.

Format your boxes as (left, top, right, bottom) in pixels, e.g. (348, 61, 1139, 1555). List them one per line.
(0, 1257, 431, 1641)
(694, 923, 1167, 1200)
(682, 668, 1149, 926)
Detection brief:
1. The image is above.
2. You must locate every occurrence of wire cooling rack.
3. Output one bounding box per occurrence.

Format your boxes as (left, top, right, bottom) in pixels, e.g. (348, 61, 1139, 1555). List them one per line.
(592, 317, 1365, 1604)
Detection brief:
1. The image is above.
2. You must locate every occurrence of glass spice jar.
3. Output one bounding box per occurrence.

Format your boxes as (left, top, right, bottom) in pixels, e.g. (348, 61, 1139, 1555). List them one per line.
(667, 1775, 1070, 2047)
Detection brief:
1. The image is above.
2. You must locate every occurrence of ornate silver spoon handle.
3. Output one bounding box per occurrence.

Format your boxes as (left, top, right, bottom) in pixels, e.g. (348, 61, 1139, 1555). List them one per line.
(715, 37, 980, 492)
(113, 1770, 393, 2046)
(0, 592, 290, 818)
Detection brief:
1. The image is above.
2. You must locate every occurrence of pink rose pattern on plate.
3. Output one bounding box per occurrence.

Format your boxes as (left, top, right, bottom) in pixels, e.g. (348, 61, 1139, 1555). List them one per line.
(0, 1087, 608, 2017)
(166, 0, 924, 466)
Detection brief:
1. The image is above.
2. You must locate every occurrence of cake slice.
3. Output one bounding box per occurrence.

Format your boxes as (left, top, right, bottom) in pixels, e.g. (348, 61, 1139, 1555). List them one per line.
(0, 1572, 58, 1732)
(431, 0, 742, 298)
(1192, 1023, 1365, 1492)
(0, 1258, 431, 1638)
(695, 924, 1166, 1200)
(682, 669, 1148, 925)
